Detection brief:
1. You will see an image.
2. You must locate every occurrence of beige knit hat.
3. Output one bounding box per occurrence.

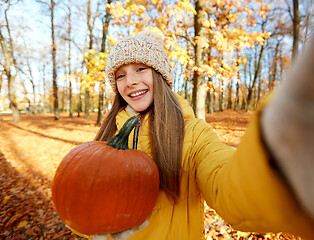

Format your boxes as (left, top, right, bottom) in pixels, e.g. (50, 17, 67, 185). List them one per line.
(105, 30, 174, 91)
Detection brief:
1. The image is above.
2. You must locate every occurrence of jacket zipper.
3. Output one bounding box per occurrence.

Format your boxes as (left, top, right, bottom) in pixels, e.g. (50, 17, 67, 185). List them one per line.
(133, 116, 141, 149)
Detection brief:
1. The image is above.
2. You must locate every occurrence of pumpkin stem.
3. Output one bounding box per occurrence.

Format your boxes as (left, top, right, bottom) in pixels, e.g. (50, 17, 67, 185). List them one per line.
(107, 116, 139, 150)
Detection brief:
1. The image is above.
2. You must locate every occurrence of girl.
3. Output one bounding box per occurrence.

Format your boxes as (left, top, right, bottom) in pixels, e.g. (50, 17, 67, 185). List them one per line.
(94, 30, 314, 240)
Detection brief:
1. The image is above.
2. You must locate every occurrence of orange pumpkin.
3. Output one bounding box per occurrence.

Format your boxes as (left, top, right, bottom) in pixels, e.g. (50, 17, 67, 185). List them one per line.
(52, 116, 159, 235)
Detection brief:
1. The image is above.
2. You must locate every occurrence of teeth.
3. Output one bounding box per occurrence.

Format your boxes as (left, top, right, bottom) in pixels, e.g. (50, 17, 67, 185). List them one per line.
(130, 90, 147, 97)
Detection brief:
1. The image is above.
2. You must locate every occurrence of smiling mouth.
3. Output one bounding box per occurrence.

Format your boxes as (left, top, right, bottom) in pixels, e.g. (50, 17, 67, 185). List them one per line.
(129, 90, 148, 97)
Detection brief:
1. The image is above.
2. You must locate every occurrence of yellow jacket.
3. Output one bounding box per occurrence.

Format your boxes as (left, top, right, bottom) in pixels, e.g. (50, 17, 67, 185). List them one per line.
(113, 94, 314, 240)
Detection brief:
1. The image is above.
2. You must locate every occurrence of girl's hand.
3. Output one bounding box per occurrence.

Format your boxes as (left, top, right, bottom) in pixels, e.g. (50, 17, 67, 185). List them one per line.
(261, 36, 314, 219)
(92, 221, 149, 240)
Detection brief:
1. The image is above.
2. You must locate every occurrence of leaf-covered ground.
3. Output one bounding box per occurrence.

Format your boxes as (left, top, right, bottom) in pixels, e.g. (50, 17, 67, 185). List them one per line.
(0, 111, 301, 240)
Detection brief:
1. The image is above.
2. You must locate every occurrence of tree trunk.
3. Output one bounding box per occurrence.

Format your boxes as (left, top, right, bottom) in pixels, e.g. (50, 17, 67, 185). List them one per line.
(235, 82, 239, 110)
(97, 89, 104, 124)
(207, 78, 214, 113)
(96, 0, 112, 124)
(227, 82, 232, 109)
(51, 0, 59, 120)
(24, 41, 37, 113)
(241, 98, 246, 110)
(0, 73, 3, 96)
(77, 69, 83, 117)
(67, 0, 73, 118)
(85, 90, 90, 119)
(292, 0, 300, 60)
(247, 43, 265, 110)
(192, 0, 207, 120)
(234, 52, 240, 110)
(269, 41, 280, 92)
(241, 59, 248, 110)
(206, 87, 214, 114)
(184, 79, 189, 101)
(77, 89, 82, 117)
(0, 20, 20, 121)
(21, 80, 31, 111)
(101, 0, 111, 52)
(41, 62, 48, 112)
(219, 87, 223, 112)
(84, 0, 93, 119)
(257, 72, 261, 105)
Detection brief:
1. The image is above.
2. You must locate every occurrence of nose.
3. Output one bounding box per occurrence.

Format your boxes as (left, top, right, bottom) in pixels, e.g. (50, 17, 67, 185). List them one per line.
(125, 72, 138, 87)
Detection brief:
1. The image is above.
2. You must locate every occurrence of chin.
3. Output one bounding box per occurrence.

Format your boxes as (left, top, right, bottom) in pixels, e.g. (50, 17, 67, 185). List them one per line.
(133, 107, 148, 112)
(130, 105, 150, 113)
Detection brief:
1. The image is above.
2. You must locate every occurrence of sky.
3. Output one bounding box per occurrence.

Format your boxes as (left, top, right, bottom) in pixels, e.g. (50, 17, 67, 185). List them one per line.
(2, 0, 90, 97)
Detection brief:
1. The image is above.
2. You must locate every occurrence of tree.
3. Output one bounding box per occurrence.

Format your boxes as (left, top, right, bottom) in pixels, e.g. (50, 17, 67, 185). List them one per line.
(36, 0, 60, 119)
(0, 29, 20, 121)
(51, 0, 59, 120)
(84, 0, 101, 119)
(246, 41, 266, 110)
(0, 1, 21, 121)
(65, 0, 73, 118)
(96, 0, 111, 125)
(292, 0, 300, 60)
(192, 0, 207, 119)
(22, 36, 37, 113)
(0, 71, 3, 96)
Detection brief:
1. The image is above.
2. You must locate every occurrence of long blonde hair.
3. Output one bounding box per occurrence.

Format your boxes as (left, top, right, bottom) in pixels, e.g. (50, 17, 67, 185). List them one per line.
(94, 70, 185, 202)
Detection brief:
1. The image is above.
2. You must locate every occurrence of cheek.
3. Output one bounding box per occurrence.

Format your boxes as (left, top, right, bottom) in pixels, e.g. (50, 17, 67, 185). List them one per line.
(116, 82, 124, 94)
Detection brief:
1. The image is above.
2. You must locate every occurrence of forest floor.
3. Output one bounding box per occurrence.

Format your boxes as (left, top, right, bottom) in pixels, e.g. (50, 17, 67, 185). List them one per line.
(0, 111, 301, 240)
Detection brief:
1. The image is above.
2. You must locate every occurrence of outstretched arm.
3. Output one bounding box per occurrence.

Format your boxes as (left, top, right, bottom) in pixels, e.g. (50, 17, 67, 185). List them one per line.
(261, 36, 314, 220)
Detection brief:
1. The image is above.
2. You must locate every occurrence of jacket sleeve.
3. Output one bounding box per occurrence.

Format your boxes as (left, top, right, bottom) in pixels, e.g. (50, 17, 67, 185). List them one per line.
(192, 107, 314, 239)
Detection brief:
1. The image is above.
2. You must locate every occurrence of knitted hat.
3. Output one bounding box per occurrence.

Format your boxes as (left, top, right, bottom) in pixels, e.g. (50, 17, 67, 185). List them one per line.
(105, 30, 174, 91)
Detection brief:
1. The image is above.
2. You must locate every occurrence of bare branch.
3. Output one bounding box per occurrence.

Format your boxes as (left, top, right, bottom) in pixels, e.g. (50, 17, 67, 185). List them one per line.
(284, 0, 294, 21)
(173, 33, 195, 47)
(59, 35, 83, 53)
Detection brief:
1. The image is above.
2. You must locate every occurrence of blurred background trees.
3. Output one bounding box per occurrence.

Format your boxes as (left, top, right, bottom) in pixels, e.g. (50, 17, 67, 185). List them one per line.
(0, 0, 313, 121)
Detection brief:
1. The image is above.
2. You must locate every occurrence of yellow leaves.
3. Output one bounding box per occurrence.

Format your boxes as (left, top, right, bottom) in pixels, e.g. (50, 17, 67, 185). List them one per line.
(192, 65, 216, 78)
(17, 220, 28, 229)
(107, 35, 118, 48)
(213, 32, 228, 50)
(178, 55, 189, 66)
(168, 44, 189, 67)
(160, 23, 167, 31)
(203, 19, 216, 28)
(82, 50, 108, 92)
(106, 0, 269, 93)
(149, 27, 165, 39)
(98, 52, 107, 59)
(174, 13, 183, 22)
(110, 0, 148, 26)
(255, 35, 265, 45)
(169, 51, 177, 60)
(206, 81, 213, 89)
(203, 65, 216, 78)
(166, 8, 175, 17)
(111, 2, 126, 18)
(177, 0, 196, 15)
(3, 195, 11, 204)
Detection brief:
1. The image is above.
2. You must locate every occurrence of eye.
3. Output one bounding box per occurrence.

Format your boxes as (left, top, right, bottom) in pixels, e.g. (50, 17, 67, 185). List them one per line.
(116, 74, 125, 80)
(138, 67, 146, 72)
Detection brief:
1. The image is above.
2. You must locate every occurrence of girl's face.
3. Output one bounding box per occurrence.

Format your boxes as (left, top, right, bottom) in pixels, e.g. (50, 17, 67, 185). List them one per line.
(116, 63, 154, 112)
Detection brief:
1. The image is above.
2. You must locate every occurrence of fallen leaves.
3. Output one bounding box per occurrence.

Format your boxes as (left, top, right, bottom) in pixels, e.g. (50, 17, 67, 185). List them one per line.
(0, 111, 302, 239)
(203, 204, 302, 240)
